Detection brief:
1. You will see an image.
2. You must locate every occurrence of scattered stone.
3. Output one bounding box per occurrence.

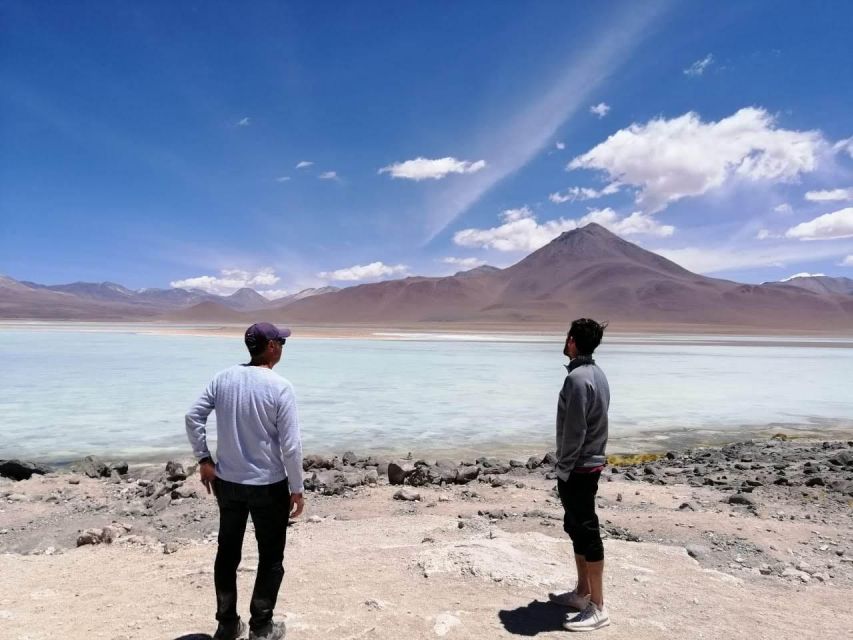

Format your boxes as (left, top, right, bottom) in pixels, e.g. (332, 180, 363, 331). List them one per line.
(393, 489, 421, 502)
(109, 461, 129, 476)
(686, 544, 711, 560)
(307, 515, 322, 523)
(728, 493, 756, 508)
(165, 461, 187, 482)
(387, 461, 415, 485)
(72, 455, 110, 478)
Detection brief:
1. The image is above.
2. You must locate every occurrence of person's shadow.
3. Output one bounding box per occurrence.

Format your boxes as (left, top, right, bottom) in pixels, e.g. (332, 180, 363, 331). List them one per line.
(172, 635, 212, 640)
(498, 600, 570, 635)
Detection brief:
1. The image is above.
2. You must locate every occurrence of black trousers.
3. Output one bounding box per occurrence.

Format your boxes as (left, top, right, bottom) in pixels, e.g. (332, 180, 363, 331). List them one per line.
(213, 477, 290, 631)
(557, 471, 604, 562)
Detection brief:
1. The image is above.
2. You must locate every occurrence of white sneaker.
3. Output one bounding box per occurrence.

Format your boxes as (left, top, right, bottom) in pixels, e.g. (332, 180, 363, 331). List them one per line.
(564, 602, 610, 632)
(548, 589, 590, 610)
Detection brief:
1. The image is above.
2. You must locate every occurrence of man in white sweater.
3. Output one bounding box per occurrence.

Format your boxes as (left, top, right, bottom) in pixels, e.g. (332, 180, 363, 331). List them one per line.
(186, 322, 304, 640)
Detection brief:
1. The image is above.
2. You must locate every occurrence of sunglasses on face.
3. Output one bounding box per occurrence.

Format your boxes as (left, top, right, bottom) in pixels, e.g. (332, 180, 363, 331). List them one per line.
(277, 338, 287, 346)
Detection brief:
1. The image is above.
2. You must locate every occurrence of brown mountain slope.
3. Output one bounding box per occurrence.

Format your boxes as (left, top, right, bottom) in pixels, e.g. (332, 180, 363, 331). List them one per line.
(270, 224, 853, 329)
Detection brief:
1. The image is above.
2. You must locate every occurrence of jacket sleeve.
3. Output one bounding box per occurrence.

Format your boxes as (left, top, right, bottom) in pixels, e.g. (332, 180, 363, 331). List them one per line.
(276, 383, 305, 494)
(557, 375, 589, 473)
(185, 380, 215, 461)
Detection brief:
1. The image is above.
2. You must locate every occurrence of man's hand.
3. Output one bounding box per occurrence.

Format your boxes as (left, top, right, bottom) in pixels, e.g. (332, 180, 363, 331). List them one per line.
(290, 493, 305, 518)
(199, 460, 216, 495)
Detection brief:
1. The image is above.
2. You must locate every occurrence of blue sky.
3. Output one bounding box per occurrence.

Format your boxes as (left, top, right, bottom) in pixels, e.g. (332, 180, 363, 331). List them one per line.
(2, 0, 852, 297)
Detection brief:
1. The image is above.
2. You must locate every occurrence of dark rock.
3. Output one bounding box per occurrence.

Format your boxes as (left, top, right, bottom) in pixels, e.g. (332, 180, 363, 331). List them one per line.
(455, 466, 480, 484)
(342, 451, 358, 466)
(829, 451, 853, 467)
(603, 525, 641, 542)
(165, 461, 186, 482)
(509, 459, 525, 468)
(541, 452, 558, 467)
(643, 465, 659, 476)
(805, 476, 825, 487)
(73, 455, 110, 478)
(171, 485, 198, 499)
(303, 454, 334, 471)
(679, 501, 699, 511)
(525, 456, 541, 470)
(387, 461, 415, 485)
(109, 461, 129, 476)
(408, 464, 440, 487)
(310, 470, 347, 495)
(728, 493, 756, 507)
(108, 470, 122, 484)
(0, 460, 52, 481)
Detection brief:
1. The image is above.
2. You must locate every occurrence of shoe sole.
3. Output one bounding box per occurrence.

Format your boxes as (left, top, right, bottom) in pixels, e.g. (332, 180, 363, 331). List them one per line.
(564, 619, 611, 632)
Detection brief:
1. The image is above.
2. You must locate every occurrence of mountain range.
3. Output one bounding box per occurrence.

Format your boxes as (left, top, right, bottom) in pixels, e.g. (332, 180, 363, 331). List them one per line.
(2, 224, 852, 330)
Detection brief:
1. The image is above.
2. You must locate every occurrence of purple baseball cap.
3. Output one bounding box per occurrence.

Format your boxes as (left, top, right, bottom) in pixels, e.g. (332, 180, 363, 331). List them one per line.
(244, 322, 292, 355)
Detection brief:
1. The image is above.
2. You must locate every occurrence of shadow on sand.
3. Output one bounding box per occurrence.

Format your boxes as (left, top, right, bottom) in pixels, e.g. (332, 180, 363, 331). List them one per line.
(498, 600, 570, 635)
(172, 635, 212, 640)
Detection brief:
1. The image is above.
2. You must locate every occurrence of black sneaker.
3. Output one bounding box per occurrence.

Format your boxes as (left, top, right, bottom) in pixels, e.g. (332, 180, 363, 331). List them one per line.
(213, 617, 247, 640)
(249, 620, 286, 640)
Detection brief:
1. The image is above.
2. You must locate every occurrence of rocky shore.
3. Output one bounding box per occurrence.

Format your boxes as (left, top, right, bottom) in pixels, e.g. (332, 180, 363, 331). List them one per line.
(1, 438, 852, 639)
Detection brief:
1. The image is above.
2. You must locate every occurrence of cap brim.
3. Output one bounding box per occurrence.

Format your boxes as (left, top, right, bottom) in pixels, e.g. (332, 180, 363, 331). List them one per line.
(278, 327, 292, 338)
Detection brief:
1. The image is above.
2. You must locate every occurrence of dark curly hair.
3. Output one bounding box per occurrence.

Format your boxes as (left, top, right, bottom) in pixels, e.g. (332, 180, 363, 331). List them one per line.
(569, 318, 608, 355)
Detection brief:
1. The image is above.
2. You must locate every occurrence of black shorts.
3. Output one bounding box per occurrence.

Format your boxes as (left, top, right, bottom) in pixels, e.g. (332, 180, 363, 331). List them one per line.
(557, 471, 604, 562)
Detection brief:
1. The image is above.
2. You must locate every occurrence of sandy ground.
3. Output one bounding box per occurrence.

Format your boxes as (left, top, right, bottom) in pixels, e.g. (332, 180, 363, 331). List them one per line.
(1, 464, 851, 640)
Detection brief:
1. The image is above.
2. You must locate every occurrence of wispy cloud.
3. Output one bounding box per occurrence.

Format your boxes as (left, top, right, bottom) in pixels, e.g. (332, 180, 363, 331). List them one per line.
(295, 161, 313, 169)
(318, 261, 409, 282)
(170, 268, 280, 295)
(590, 102, 611, 118)
(237, 116, 251, 127)
(805, 188, 853, 202)
(569, 108, 827, 213)
(555, 141, 566, 150)
(684, 53, 714, 77)
(841, 255, 853, 267)
(441, 256, 487, 269)
(275, 176, 291, 183)
(319, 170, 339, 181)
(785, 207, 853, 240)
(774, 203, 793, 214)
(379, 157, 486, 181)
(421, 2, 670, 241)
(549, 182, 620, 204)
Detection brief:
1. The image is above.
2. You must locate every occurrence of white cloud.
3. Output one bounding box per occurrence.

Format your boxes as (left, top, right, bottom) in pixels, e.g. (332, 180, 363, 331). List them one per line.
(441, 257, 487, 269)
(805, 188, 853, 202)
(781, 272, 825, 282)
(318, 261, 409, 282)
(841, 255, 853, 267)
(237, 117, 251, 127)
(785, 207, 853, 240)
(774, 203, 793, 214)
(569, 108, 826, 213)
(590, 102, 611, 118)
(379, 157, 487, 181)
(453, 206, 672, 252)
(319, 171, 339, 180)
(756, 229, 776, 240)
(549, 182, 620, 203)
(684, 53, 714, 77)
(170, 268, 280, 296)
(257, 289, 290, 300)
(555, 141, 566, 150)
(296, 161, 313, 169)
(275, 176, 291, 183)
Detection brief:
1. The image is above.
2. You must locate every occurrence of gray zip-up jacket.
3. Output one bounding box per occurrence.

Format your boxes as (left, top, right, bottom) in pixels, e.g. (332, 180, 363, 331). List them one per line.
(555, 355, 610, 481)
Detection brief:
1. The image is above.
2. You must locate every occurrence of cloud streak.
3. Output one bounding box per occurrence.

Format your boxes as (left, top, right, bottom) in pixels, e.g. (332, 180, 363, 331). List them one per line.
(422, 1, 670, 242)
(318, 261, 409, 282)
(379, 157, 486, 181)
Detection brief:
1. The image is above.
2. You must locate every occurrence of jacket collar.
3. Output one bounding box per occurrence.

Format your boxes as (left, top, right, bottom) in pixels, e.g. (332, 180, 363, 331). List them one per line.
(566, 355, 595, 372)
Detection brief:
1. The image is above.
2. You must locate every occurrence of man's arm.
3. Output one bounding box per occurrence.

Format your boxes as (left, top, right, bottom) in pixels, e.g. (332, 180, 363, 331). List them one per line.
(276, 384, 305, 517)
(557, 376, 589, 473)
(185, 380, 216, 494)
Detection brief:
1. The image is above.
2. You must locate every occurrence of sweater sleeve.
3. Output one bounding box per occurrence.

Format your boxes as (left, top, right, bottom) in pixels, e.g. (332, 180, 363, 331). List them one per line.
(557, 375, 589, 473)
(185, 379, 216, 461)
(276, 384, 305, 494)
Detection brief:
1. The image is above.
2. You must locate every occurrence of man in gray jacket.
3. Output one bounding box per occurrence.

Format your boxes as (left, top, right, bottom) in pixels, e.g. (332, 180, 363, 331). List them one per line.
(548, 318, 611, 632)
(186, 322, 304, 640)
